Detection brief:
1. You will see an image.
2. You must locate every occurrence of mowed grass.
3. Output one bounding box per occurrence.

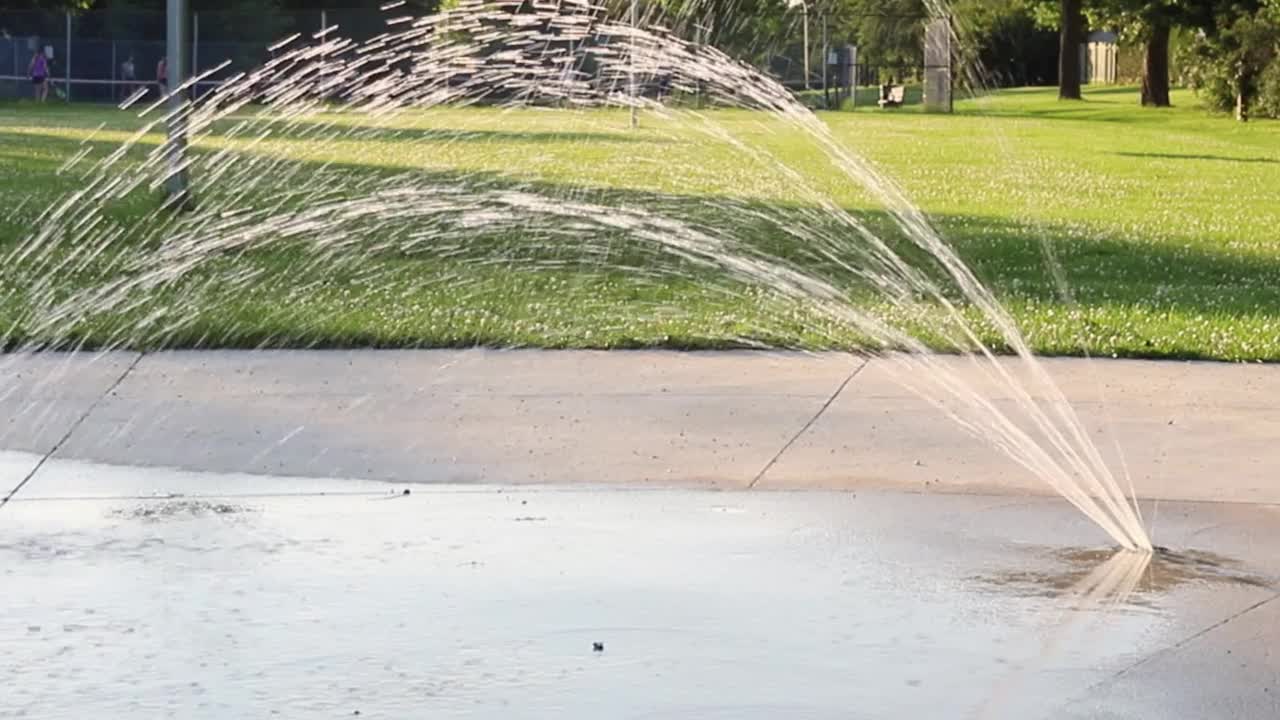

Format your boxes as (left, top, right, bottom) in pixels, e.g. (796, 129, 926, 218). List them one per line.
(1, 85, 1279, 359)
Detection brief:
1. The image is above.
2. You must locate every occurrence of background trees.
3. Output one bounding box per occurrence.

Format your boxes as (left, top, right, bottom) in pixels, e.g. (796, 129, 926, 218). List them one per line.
(1179, 0, 1280, 120)
(5, 0, 1279, 118)
(1005, 0, 1279, 116)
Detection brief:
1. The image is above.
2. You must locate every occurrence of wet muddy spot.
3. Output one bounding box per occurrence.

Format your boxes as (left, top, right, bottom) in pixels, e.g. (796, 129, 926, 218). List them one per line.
(976, 546, 1274, 607)
(112, 500, 254, 521)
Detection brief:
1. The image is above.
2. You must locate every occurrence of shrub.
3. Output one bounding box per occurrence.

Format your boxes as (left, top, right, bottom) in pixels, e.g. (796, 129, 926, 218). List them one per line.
(1257, 58, 1280, 118)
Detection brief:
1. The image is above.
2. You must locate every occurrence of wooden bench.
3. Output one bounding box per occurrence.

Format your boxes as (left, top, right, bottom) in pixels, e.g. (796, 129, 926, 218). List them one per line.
(877, 84, 905, 108)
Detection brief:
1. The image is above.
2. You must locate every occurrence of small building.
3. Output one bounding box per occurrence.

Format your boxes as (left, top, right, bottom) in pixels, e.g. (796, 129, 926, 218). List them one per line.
(1082, 31, 1118, 85)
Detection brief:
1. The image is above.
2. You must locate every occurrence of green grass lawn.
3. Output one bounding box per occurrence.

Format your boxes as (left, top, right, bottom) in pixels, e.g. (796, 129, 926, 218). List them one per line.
(2, 85, 1279, 359)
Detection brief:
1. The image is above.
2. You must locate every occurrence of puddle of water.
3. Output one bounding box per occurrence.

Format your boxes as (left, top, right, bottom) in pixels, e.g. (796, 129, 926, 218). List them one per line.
(5, 487, 1277, 719)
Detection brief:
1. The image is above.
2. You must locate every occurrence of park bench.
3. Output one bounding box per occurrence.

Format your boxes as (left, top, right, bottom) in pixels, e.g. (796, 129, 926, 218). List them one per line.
(877, 84, 905, 108)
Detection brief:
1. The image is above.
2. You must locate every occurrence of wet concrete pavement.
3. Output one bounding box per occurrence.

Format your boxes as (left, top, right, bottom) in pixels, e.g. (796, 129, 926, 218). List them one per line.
(3, 349, 1280, 502)
(4, 350, 1279, 717)
(3, 467, 1278, 719)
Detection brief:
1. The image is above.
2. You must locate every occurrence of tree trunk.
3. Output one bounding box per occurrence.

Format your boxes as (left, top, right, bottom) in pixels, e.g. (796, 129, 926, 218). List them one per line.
(1235, 62, 1252, 122)
(1059, 0, 1083, 100)
(1140, 20, 1171, 107)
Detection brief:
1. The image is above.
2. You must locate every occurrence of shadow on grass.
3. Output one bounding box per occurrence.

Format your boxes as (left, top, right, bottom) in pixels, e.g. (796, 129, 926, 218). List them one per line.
(286, 121, 678, 146)
(947, 86, 1197, 124)
(1071, 86, 1139, 97)
(1112, 151, 1279, 164)
(5, 126, 1280, 359)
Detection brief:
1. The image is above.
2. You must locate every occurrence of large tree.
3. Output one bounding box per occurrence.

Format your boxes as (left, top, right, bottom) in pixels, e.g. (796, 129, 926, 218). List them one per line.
(1028, 0, 1088, 97)
(1058, 0, 1085, 98)
(1139, 9, 1172, 105)
(1086, 1, 1218, 107)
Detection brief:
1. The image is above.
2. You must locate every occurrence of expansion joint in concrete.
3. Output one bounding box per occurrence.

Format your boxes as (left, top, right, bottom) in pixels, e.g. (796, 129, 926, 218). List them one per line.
(0, 352, 145, 512)
(1089, 589, 1280, 695)
(747, 356, 868, 490)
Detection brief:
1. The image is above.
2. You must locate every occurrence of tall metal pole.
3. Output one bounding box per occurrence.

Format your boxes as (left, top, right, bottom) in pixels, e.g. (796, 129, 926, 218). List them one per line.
(820, 8, 829, 107)
(64, 13, 71, 102)
(628, 0, 638, 129)
(192, 12, 199, 101)
(320, 10, 328, 85)
(802, 3, 810, 90)
(166, 0, 190, 203)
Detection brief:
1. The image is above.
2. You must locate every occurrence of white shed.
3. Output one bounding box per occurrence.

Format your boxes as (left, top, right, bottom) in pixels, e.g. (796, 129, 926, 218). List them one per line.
(1082, 31, 1118, 84)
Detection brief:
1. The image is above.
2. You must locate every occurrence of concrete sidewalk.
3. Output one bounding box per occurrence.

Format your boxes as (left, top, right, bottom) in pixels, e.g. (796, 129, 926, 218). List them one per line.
(2, 350, 1277, 504)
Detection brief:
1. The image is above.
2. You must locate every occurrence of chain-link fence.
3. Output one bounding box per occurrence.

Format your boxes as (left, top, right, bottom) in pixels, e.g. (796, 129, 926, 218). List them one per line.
(1, 6, 952, 110)
(0, 7, 399, 103)
(769, 43, 939, 111)
(770, 42, 918, 89)
(765, 27, 951, 111)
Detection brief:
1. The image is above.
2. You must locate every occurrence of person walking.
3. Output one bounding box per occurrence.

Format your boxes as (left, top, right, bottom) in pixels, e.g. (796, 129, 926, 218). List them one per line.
(121, 54, 137, 98)
(29, 48, 49, 102)
(156, 55, 167, 96)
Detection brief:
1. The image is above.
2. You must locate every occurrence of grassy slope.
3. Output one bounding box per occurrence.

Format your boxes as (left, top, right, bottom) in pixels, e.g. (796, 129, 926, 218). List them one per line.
(1, 85, 1278, 359)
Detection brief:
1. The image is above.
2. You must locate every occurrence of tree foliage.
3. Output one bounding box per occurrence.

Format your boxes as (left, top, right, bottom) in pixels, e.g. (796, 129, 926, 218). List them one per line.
(0, 0, 97, 9)
(1179, 0, 1280, 119)
(644, 0, 796, 63)
(830, 0, 925, 72)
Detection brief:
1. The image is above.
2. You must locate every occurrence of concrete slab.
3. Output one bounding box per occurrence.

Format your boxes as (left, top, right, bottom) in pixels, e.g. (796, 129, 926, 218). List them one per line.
(1060, 597, 1280, 719)
(50, 350, 858, 489)
(3, 468, 1277, 719)
(758, 356, 1280, 505)
(1053, 501, 1280, 719)
(0, 450, 43, 498)
(0, 352, 139, 455)
(4, 350, 1278, 505)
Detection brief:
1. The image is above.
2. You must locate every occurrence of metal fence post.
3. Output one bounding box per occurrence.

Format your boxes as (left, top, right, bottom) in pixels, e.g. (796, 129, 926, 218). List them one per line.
(64, 12, 71, 101)
(852, 51, 859, 109)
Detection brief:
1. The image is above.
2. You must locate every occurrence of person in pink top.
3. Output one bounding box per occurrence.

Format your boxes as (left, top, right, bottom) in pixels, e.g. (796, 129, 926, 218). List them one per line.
(28, 49, 49, 102)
